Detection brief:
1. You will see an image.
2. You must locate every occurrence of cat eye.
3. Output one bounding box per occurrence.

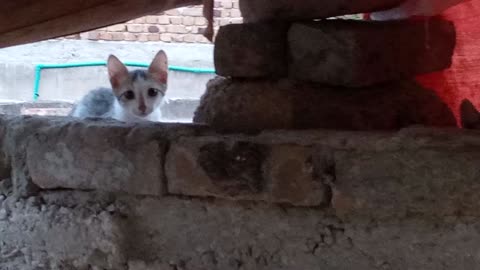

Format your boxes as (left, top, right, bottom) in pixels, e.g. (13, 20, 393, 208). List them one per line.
(123, 90, 135, 100)
(148, 88, 159, 97)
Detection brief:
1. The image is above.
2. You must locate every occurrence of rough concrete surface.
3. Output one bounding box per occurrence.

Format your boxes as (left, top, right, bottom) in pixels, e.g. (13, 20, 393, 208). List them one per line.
(214, 23, 289, 78)
(194, 77, 456, 132)
(0, 116, 480, 269)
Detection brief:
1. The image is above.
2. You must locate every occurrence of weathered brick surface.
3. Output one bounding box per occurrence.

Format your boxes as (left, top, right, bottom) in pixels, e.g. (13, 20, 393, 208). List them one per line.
(166, 137, 326, 206)
(194, 77, 456, 132)
(239, 0, 403, 22)
(214, 22, 289, 78)
(289, 18, 456, 86)
(26, 121, 165, 196)
(78, 2, 242, 43)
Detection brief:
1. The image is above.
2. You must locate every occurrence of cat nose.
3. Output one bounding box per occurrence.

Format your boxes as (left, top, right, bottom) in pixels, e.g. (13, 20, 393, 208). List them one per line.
(139, 104, 146, 113)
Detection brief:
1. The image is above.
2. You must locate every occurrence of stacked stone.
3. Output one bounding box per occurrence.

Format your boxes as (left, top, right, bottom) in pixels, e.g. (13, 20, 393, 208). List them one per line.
(194, 0, 457, 132)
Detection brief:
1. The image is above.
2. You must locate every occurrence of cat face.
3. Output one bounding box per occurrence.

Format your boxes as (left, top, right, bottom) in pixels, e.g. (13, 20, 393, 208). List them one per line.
(107, 50, 168, 118)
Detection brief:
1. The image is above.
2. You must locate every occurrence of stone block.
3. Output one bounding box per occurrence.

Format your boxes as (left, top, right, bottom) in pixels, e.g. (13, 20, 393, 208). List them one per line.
(193, 77, 456, 132)
(166, 137, 326, 206)
(214, 22, 289, 78)
(239, 0, 404, 22)
(289, 18, 456, 87)
(26, 120, 164, 196)
(331, 133, 480, 221)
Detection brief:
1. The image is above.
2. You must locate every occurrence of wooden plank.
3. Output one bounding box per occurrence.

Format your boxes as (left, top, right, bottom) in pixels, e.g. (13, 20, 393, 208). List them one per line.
(0, 0, 108, 33)
(0, 0, 202, 48)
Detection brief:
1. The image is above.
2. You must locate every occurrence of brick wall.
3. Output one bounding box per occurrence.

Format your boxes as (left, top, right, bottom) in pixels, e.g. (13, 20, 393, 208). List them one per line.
(66, 1, 241, 43)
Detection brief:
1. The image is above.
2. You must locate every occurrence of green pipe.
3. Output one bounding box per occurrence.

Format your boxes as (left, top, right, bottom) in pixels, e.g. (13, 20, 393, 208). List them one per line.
(33, 61, 216, 100)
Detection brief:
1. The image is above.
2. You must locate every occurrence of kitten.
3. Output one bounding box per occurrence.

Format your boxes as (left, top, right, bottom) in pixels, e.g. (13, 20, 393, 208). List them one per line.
(70, 50, 168, 122)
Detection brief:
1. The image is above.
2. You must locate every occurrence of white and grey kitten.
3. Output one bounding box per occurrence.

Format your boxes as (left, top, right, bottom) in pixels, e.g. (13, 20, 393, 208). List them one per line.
(70, 50, 168, 122)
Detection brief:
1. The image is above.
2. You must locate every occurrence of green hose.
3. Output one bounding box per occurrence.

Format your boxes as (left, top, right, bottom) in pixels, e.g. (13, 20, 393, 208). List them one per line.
(33, 62, 216, 100)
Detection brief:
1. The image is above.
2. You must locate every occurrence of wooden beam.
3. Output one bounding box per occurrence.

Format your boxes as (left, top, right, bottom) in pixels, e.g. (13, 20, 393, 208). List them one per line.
(0, 0, 202, 48)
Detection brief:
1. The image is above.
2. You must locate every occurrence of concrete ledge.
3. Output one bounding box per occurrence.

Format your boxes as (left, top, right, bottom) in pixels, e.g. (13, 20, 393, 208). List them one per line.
(0, 115, 479, 212)
(1, 117, 480, 269)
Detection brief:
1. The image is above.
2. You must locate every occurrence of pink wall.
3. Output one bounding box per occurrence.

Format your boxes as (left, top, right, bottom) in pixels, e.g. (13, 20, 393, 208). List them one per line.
(416, 1, 480, 126)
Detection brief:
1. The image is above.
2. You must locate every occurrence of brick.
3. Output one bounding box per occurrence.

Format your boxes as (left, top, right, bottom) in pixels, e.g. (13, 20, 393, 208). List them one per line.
(160, 33, 172, 42)
(98, 32, 112, 40)
(183, 16, 194, 26)
(107, 24, 125, 32)
(145, 15, 157, 24)
(127, 24, 144, 33)
(221, 0, 233, 8)
(166, 137, 326, 206)
(86, 31, 100, 40)
(26, 122, 164, 196)
(147, 25, 160, 33)
(233, 1, 239, 9)
(214, 0, 221, 8)
(170, 16, 182, 25)
(194, 17, 206, 25)
(231, 18, 243, 24)
(221, 9, 230, 17)
(138, 33, 149, 42)
(182, 7, 203, 16)
(219, 18, 230, 26)
(124, 33, 137, 41)
(167, 25, 187, 34)
(183, 34, 196, 43)
(213, 9, 221, 17)
(111, 32, 124, 41)
(240, 0, 403, 22)
(288, 18, 456, 87)
(172, 34, 184, 42)
(193, 77, 456, 132)
(133, 17, 146, 23)
(148, 33, 160, 41)
(196, 35, 210, 43)
(165, 9, 180, 16)
(230, 9, 241, 17)
(214, 22, 289, 78)
(332, 148, 480, 220)
(157, 16, 170, 24)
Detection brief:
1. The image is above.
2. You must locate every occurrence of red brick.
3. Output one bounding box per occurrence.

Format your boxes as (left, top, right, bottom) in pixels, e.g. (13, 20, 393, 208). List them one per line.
(157, 16, 170, 24)
(167, 25, 187, 34)
(183, 16, 194, 26)
(170, 16, 182, 25)
(107, 24, 125, 32)
(145, 16, 157, 24)
(111, 32, 124, 41)
(147, 25, 160, 33)
(195, 17, 206, 26)
(127, 24, 144, 33)
(165, 9, 180, 16)
(160, 33, 172, 42)
(182, 7, 203, 16)
(148, 33, 160, 41)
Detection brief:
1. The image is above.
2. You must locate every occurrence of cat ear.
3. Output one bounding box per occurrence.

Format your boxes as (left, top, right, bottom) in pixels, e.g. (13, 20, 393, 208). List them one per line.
(107, 55, 129, 89)
(148, 50, 168, 85)
(460, 99, 480, 129)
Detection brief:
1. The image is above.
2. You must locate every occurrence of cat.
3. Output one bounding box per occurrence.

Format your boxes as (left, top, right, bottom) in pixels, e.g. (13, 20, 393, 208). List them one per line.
(70, 50, 168, 122)
(460, 99, 480, 129)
